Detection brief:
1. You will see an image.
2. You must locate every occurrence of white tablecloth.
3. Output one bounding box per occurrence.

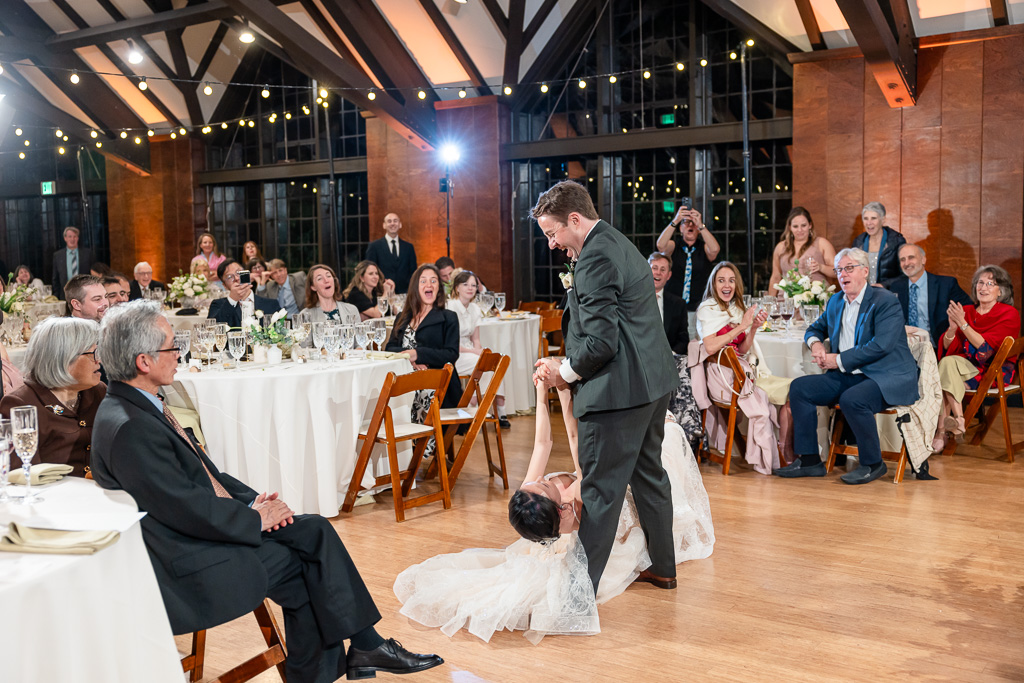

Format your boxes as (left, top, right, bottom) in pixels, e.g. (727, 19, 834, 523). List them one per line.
(477, 314, 540, 413)
(166, 357, 415, 516)
(0, 478, 181, 682)
(6, 345, 27, 372)
(164, 312, 209, 333)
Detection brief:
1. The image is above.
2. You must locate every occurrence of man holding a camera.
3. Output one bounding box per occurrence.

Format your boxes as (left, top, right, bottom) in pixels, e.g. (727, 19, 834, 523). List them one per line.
(655, 200, 721, 341)
(208, 259, 280, 328)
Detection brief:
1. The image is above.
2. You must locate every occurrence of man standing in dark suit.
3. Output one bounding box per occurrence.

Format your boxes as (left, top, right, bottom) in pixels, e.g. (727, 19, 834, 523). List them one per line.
(533, 181, 679, 593)
(775, 247, 920, 485)
(128, 261, 166, 301)
(883, 244, 972, 347)
(91, 301, 443, 682)
(365, 213, 417, 294)
(208, 260, 280, 327)
(649, 251, 689, 354)
(52, 226, 92, 300)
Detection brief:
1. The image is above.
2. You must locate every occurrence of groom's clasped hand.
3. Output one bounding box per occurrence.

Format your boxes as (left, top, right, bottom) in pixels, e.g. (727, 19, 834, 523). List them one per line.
(533, 357, 568, 390)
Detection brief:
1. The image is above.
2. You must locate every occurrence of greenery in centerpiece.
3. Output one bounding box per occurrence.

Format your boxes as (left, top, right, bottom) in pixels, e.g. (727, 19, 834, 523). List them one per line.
(248, 309, 295, 354)
(0, 274, 30, 314)
(775, 262, 835, 308)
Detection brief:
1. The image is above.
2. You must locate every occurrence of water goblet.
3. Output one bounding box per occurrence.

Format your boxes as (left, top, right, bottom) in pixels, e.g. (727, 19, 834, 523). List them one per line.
(11, 406, 40, 504)
(323, 329, 341, 364)
(494, 292, 506, 316)
(0, 418, 11, 503)
(174, 330, 191, 370)
(373, 319, 387, 351)
(743, 295, 752, 309)
(354, 322, 370, 356)
(227, 330, 246, 369)
(480, 291, 495, 315)
(311, 322, 326, 363)
(339, 324, 355, 358)
(376, 296, 389, 317)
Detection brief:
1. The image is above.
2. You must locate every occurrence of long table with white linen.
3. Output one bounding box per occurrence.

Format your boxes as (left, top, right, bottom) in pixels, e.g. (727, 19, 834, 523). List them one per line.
(0, 477, 181, 682)
(166, 357, 414, 516)
(477, 314, 540, 413)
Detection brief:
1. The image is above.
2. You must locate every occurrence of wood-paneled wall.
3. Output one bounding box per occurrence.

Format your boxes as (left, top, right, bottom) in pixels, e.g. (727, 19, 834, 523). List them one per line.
(106, 137, 205, 282)
(366, 96, 514, 296)
(793, 34, 1024, 298)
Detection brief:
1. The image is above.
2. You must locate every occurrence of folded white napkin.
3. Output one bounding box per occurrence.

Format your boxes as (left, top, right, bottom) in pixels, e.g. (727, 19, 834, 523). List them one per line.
(7, 463, 73, 486)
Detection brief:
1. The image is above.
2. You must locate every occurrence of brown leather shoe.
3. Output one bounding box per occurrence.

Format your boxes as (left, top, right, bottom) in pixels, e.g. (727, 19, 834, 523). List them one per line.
(634, 569, 677, 590)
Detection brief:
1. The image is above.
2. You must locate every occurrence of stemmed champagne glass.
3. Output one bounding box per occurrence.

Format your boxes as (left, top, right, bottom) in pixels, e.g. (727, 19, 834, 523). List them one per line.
(0, 418, 11, 503)
(227, 330, 246, 369)
(373, 319, 387, 351)
(11, 406, 40, 504)
(174, 330, 191, 370)
(311, 322, 326, 363)
(213, 324, 229, 369)
(494, 292, 506, 317)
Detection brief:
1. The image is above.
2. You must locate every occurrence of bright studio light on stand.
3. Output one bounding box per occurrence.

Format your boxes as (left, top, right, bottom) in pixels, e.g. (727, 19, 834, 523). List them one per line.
(440, 144, 460, 164)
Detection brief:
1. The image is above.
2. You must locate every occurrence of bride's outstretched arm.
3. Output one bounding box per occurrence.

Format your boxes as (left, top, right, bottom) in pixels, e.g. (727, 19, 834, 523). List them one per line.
(557, 387, 580, 478)
(522, 380, 554, 485)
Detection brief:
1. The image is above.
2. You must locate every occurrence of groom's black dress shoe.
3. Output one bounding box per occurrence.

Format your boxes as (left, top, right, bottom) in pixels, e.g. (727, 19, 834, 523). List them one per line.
(634, 569, 677, 590)
(346, 639, 443, 680)
(772, 457, 826, 478)
(840, 462, 887, 485)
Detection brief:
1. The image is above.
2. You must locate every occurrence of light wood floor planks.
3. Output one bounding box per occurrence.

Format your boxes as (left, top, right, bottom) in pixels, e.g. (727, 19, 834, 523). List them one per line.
(178, 410, 1024, 682)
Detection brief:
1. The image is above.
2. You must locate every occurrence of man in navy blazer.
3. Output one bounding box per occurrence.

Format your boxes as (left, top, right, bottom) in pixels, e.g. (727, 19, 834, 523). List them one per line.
(649, 252, 689, 353)
(774, 248, 919, 485)
(883, 244, 972, 347)
(365, 213, 417, 294)
(207, 259, 280, 328)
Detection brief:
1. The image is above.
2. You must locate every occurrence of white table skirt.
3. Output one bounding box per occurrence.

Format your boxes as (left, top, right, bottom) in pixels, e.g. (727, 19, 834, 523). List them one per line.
(0, 478, 181, 682)
(477, 315, 540, 413)
(7, 345, 26, 372)
(164, 312, 209, 333)
(167, 357, 415, 516)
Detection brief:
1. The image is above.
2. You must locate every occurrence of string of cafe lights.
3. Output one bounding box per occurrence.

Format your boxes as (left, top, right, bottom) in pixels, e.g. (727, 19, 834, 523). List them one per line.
(0, 40, 756, 158)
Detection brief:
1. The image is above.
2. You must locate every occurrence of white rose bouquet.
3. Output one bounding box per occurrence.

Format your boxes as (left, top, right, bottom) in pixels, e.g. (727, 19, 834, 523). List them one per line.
(0, 275, 29, 314)
(168, 271, 211, 303)
(775, 261, 835, 308)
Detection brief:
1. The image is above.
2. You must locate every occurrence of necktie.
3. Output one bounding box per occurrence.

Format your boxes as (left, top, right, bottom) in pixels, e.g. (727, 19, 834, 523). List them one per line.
(70, 250, 78, 277)
(162, 403, 231, 498)
(390, 239, 397, 257)
(682, 246, 696, 304)
(908, 283, 919, 327)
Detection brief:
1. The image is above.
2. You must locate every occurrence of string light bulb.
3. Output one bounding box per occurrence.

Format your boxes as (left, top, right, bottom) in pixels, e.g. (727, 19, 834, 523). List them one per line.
(147, 129, 154, 137)
(746, 39, 755, 47)
(90, 130, 98, 138)
(24, 140, 30, 146)
(247, 120, 254, 127)
(134, 136, 141, 144)
(418, 90, 427, 100)
(19, 152, 25, 159)
(643, 70, 651, 79)
(58, 147, 66, 155)
(284, 113, 291, 120)
(63, 136, 68, 141)
(503, 86, 512, 95)
(120, 131, 128, 139)
(138, 78, 148, 91)
(96, 142, 102, 148)
(261, 87, 270, 98)
(458, 89, 466, 98)
(319, 88, 328, 99)
(729, 52, 737, 60)
(676, 62, 685, 71)
(55, 129, 63, 137)
(221, 122, 228, 129)
(578, 79, 586, 89)
(179, 127, 186, 135)
(70, 71, 80, 84)
(15, 128, 22, 136)
(203, 82, 213, 96)
(700, 58, 708, 67)
(367, 91, 376, 101)
(540, 83, 548, 93)
(609, 76, 617, 84)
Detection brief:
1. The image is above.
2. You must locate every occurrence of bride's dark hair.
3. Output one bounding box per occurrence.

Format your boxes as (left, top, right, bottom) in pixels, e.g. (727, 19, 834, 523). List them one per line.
(508, 490, 560, 543)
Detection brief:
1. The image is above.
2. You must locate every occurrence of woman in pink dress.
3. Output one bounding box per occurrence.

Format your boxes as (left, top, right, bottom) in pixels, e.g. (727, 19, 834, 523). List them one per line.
(768, 207, 837, 296)
(195, 232, 226, 284)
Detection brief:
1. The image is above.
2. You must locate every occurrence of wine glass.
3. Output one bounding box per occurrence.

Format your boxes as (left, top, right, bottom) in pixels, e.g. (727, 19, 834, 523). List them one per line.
(339, 324, 355, 358)
(480, 291, 495, 315)
(311, 322, 326, 363)
(766, 300, 782, 330)
(391, 294, 405, 318)
(779, 298, 795, 332)
(376, 296, 389, 317)
(803, 304, 820, 326)
(322, 329, 341, 364)
(494, 292, 506, 316)
(0, 418, 11, 503)
(354, 322, 370, 355)
(213, 324, 229, 368)
(11, 406, 40, 504)
(227, 330, 246, 369)
(373, 319, 387, 351)
(742, 294, 752, 309)
(174, 330, 191, 370)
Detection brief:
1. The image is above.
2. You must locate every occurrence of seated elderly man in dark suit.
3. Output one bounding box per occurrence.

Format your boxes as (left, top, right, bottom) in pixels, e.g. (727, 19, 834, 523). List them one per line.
(208, 259, 280, 327)
(90, 300, 443, 682)
(882, 243, 972, 348)
(649, 252, 689, 354)
(774, 247, 919, 485)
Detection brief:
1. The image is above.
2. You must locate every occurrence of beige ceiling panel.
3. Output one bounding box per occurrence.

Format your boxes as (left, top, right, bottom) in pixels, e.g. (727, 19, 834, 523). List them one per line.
(280, 3, 343, 60)
(9, 63, 99, 131)
(729, 0, 812, 51)
(199, 34, 251, 123)
(431, 0, 506, 81)
(75, 46, 168, 126)
(519, 0, 573, 81)
(374, 0, 471, 85)
(25, 0, 78, 33)
(107, 0, 161, 20)
(911, 0, 997, 35)
(66, 0, 118, 27)
(182, 22, 221, 77)
(91, 38, 189, 124)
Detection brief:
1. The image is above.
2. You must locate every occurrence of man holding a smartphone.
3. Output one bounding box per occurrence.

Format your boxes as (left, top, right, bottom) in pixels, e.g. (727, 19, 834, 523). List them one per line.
(208, 259, 280, 328)
(656, 199, 721, 341)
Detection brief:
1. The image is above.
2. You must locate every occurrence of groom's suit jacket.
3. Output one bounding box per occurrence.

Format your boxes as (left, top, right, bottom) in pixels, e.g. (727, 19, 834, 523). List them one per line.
(561, 220, 678, 418)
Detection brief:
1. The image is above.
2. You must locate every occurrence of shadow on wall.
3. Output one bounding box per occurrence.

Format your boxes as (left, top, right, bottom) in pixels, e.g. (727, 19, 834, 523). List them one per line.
(918, 208, 978, 291)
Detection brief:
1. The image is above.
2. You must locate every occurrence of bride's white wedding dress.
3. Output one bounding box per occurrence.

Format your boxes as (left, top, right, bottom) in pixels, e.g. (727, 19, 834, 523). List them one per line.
(393, 421, 715, 643)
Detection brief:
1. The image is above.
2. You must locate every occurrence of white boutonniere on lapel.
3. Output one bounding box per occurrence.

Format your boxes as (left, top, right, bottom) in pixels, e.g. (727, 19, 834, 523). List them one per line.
(559, 261, 576, 291)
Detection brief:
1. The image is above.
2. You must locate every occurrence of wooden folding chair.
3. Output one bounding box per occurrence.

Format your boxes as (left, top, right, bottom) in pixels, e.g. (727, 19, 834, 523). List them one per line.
(538, 310, 563, 358)
(825, 406, 909, 484)
(518, 300, 555, 313)
(342, 365, 454, 522)
(696, 346, 747, 475)
(942, 336, 1024, 462)
(181, 599, 286, 683)
(433, 350, 511, 489)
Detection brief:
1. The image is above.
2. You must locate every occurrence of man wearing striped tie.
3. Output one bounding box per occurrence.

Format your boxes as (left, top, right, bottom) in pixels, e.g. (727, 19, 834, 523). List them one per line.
(656, 204, 720, 341)
(51, 226, 92, 301)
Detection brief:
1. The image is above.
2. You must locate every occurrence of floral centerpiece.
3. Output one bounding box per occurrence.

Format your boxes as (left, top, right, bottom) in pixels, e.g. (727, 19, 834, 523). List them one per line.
(248, 309, 295, 355)
(168, 271, 210, 305)
(0, 275, 29, 315)
(775, 261, 835, 308)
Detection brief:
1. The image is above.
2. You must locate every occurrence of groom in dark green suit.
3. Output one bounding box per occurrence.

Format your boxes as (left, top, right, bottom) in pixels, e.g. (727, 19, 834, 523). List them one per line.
(533, 181, 679, 593)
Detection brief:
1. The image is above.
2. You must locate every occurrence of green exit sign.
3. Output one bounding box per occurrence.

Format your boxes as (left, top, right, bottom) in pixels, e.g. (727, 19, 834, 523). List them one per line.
(659, 113, 676, 126)
(662, 201, 675, 213)
(40, 181, 55, 196)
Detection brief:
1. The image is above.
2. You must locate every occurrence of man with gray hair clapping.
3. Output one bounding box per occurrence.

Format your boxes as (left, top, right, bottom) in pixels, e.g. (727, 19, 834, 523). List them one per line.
(90, 300, 444, 682)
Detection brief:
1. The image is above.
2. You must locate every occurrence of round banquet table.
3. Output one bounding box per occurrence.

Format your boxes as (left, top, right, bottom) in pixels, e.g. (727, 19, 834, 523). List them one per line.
(6, 344, 27, 372)
(0, 477, 181, 682)
(165, 356, 415, 516)
(476, 314, 540, 413)
(164, 311, 210, 333)
(23, 301, 66, 322)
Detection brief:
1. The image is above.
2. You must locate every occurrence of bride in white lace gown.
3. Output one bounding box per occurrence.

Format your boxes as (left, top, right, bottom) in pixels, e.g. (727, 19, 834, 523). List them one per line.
(393, 383, 715, 643)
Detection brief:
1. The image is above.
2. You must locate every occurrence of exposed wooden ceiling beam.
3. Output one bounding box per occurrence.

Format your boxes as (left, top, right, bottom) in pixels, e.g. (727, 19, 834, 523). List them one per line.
(697, 0, 797, 76)
(220, 0, 435, 149)
(503, 0, 525, 88)
(834, 0, 916, 107)
(480, 0, 509, 39)
(168, 30, 205, 126)
(793, 0, 826, 50)
(990, 0, 1009, 27)
(192, 22, 229, 81)
(522, 0, 559, 51)
(514, 0, 600, 112)
(416, 0, 492, 95)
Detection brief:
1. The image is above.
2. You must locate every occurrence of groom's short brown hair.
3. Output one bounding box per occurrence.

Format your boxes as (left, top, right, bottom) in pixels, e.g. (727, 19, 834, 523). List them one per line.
(531, 180, 599, 224)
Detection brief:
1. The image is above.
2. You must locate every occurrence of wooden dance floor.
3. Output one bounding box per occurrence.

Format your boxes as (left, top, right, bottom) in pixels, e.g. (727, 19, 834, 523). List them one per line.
(178, 409, 1024, 682)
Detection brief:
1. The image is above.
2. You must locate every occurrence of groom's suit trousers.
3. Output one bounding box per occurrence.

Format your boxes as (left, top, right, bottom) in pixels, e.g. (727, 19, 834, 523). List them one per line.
(577, 391, 676, 592)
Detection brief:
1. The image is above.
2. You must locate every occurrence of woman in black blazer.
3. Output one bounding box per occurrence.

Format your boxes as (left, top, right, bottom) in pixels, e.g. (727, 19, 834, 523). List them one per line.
(386, 263, 461, 410)
(853, 201, 906, 284)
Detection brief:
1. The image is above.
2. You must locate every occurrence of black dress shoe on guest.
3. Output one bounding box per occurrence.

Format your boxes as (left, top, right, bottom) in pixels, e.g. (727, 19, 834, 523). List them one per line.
(772, 458, 826, 478)
(346, 639, 443, 680)
(498, 416, 512, 430)
(634, 569, 677, 589)
(840, 462, 887, 485)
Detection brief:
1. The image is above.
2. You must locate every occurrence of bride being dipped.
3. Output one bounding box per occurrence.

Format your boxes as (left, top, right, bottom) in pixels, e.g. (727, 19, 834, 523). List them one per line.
(393, 381, 715, 644)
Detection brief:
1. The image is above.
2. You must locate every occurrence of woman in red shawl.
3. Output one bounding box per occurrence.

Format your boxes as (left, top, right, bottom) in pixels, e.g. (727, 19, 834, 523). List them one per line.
(933, 265, 1020, 451)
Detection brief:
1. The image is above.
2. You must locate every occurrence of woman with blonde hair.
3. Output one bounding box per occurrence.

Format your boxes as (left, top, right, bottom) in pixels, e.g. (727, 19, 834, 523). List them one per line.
(195, 232, 226, 283)
(768, 207, 837, 295)
(342, 260, 393, 320)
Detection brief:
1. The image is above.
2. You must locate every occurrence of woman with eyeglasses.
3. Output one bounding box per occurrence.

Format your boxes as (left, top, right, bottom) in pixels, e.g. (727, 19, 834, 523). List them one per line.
(0, 317, 105, 476)
(933, 265, 1020, 452)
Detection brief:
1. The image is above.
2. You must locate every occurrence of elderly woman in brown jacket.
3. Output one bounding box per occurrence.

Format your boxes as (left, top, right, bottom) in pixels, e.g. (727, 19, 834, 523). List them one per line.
(0, 317, 105, 476)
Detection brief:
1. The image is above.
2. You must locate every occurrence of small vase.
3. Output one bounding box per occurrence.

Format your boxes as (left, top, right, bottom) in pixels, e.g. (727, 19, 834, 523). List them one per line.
(253, 344, 269, 364)
(267, 345, 283, 365)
